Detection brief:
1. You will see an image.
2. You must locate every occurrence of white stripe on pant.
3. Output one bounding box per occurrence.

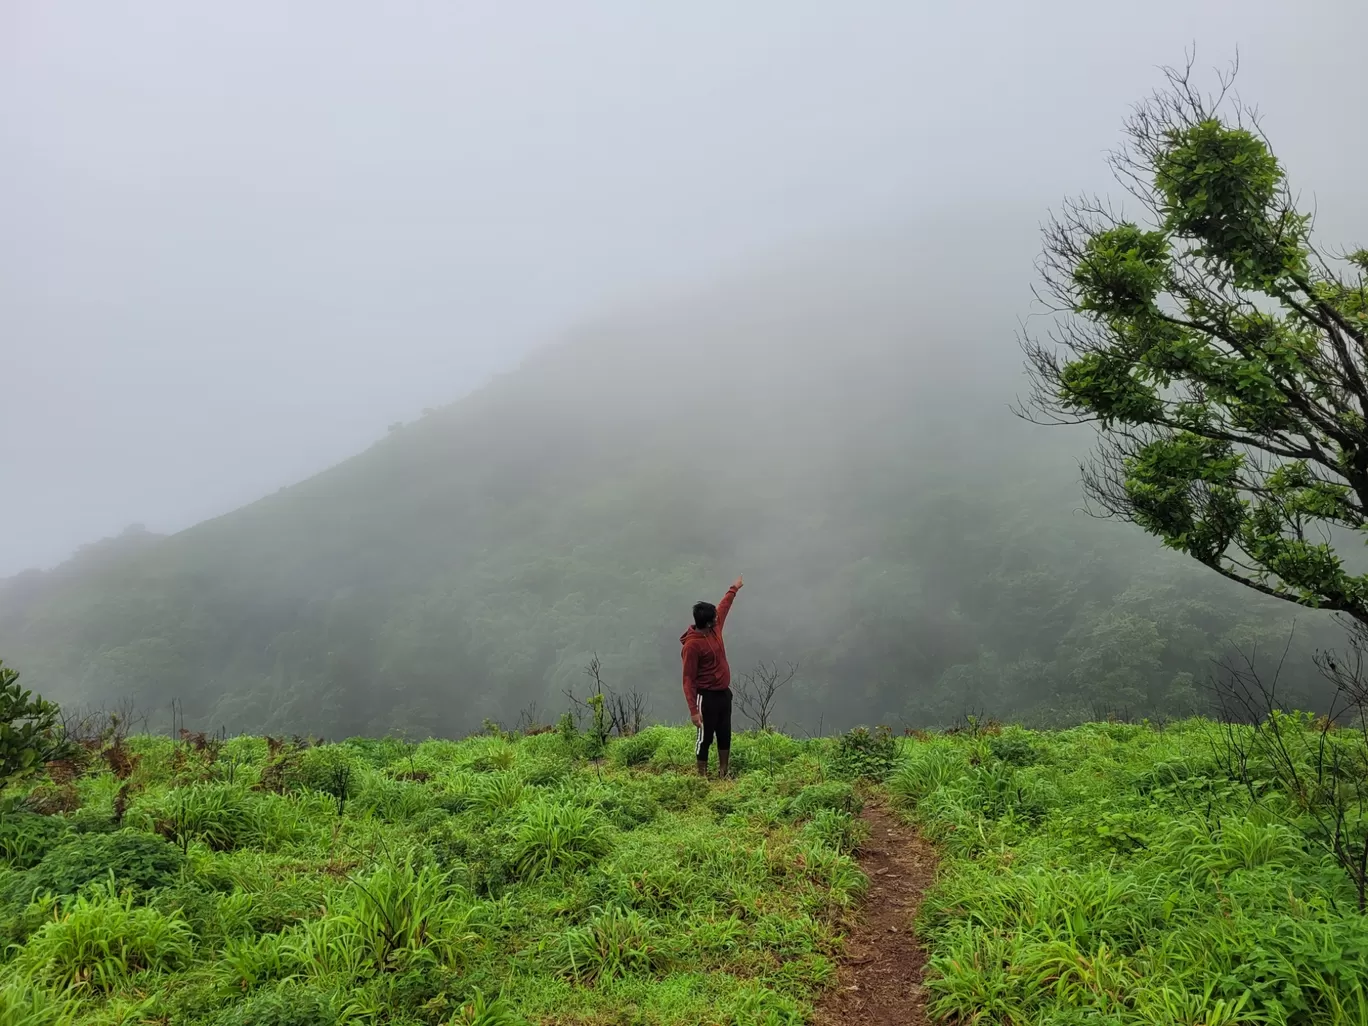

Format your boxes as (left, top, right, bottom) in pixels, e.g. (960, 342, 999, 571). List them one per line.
(694, 693, 704, 758)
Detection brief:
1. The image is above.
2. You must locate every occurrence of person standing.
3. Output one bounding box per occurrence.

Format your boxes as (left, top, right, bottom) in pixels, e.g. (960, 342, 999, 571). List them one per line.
(681, 575, 743, 778)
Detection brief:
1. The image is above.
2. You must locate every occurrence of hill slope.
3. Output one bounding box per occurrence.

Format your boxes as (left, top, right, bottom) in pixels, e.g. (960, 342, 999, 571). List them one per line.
(0, 223, 1337, 736)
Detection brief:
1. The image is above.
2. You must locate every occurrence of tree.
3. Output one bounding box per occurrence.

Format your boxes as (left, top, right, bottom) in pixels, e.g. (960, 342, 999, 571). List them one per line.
(1022, 54, 1368, 624)
(734, 661, 799, 731)
(0, 660, 73, 791)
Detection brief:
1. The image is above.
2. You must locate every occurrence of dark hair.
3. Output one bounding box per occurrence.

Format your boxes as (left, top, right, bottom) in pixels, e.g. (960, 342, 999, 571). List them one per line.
(692, 601, 717, 629)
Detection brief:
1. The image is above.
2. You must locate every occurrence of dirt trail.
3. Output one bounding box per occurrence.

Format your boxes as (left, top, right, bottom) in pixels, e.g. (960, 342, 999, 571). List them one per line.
(813, 803, 938, 1026)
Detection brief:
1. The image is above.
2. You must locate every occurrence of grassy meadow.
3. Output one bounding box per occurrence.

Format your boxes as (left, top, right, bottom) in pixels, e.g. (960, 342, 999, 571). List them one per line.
(2, 716, 1367, 1025)
(898, 719, 1368, 1025)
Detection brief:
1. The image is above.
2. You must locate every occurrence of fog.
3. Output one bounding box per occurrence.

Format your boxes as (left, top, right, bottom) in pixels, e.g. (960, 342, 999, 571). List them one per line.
(5, 1, 1367, 577)
(0, 216, 1352, 735)
(4, 4, 1368, 735)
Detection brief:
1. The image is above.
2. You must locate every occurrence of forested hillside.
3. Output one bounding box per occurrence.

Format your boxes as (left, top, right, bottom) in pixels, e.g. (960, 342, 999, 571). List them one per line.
(0, 225, 1341, 737)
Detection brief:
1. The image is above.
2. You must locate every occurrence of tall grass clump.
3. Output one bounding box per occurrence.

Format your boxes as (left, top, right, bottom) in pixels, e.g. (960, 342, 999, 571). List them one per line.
(16, 882, 193, 992)
(0, 978, 77, 1026)
(556, 905, 670, 983)
(128, 783, 263, 851)
(513, 802, 612, 879)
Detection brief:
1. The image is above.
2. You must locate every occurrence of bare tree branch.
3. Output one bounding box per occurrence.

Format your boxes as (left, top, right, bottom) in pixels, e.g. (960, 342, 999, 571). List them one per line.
(734, 661, 799, 731)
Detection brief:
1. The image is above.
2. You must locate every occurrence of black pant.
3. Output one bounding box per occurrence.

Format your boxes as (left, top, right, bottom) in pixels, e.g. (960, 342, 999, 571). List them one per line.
(694, 688, 732, 761)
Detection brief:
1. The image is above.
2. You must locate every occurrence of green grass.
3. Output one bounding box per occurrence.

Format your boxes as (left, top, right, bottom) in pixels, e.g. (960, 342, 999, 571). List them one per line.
(5, 718, 1367, 1024)
(896, 720, 1368, 1026)
(0, 726, 862, 1025)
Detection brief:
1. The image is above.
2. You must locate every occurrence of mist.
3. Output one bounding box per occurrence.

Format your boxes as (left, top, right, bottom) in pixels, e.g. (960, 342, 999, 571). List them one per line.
(0, 215, 1349, 736)
(3, 4, 1368, 736)
(6, 2, 1367, 577)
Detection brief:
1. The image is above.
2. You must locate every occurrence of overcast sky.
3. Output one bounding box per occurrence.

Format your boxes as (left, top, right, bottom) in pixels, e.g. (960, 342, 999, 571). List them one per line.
(2, 1, 1365, 575)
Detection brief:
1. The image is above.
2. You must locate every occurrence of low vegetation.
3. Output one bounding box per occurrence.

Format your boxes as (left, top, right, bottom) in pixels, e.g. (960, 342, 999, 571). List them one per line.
(896, 718, 1368, 1026)
(4, 703, 1367, 1025)
(0, 722, 874, 1026)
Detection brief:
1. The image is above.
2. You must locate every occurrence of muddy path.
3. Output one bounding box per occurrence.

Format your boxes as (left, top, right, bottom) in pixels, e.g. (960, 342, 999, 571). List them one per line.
(813, 803, 938, 1026)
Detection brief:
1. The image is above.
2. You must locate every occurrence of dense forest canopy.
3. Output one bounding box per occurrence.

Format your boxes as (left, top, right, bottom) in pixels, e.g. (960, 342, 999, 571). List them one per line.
(0, 220, 1344, 738)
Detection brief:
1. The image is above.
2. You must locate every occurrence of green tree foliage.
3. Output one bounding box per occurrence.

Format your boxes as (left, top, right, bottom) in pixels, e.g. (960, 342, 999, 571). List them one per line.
(1024, 57, 1368, 623)
(0, 660, 71, 792)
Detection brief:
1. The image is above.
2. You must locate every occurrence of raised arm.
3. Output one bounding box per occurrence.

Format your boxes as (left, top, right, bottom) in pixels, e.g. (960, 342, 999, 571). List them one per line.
(715, 575, 743, 630)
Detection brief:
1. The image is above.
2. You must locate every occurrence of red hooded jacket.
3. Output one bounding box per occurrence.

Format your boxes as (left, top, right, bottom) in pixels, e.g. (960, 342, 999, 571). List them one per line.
(681, 584, 739, 713)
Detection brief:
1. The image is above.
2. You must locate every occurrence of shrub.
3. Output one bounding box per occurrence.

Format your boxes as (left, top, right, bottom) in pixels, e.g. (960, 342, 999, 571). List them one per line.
(0, 661, 75, 793)
(4, 829, 184, 905)
(208, 984, 341, 1026)
(831, 726, 898, 781)
(987, 731, 1041, 767)
(513, 803, 612, 879)
(131, 783, 260, 851)
(288, 745, 358, 803)
(16, 883, 193, 992)
(23, 783, 81, 815)
(888, 746, 964, 807)
(352, 776, 433, 822)
(801, 808, 869, 854)
(609, 725, 671, 767)
(427, 823, 516, 897)
(517, 756, 570, 786)
(789, 781, 862, 820)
